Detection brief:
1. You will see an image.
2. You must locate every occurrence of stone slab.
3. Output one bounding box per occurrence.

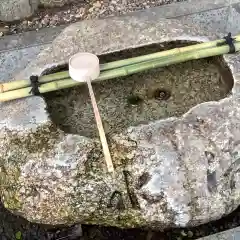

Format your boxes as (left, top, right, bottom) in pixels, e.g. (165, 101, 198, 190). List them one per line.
(0, 0, 39, 22)
(0, 26, 65, 52)
(197, 226, 240, 240)
(0, 26, 65, 82)
(0, 45, 47, 82)
(226, 3, 240, 35)
(176, 7, 229, 37)
(148, 0, 230, 19)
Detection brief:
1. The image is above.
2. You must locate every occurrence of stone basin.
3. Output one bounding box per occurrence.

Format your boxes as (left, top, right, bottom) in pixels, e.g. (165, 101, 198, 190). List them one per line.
(1, 13, 240, 230)
(45, 44, 233, 138)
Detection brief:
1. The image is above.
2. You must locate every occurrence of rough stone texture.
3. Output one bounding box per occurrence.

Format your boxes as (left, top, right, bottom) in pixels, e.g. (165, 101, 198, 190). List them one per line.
(226, 3, 240, 36)
(178, 7, 229, 37)
(0, 26, 65, 82)
(123, 98, 240, 228)
(1, 13, 240, 230)
(0, 45, 47, 82)
(0, 0, 39, 22)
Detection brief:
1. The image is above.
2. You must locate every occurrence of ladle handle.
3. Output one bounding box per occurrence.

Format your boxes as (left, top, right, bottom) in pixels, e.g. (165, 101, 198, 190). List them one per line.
(86, 77, 114, 173)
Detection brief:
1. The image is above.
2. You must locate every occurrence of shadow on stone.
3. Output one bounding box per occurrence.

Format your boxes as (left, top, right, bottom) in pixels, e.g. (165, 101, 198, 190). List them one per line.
(0, 200, 82, 240)
(2, 197, 240, 239)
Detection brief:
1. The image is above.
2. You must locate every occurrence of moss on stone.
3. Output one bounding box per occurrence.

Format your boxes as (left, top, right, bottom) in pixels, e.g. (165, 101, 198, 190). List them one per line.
(0, 123, 63, 212)
(3, 194, 22, 210)
(82, 209, 145, 228)
(6, 123, 61, 155)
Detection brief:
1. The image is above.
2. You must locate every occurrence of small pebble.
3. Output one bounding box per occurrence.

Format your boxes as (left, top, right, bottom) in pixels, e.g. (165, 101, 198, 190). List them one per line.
(75, 13, 83, 18)
(41, 18, 49, 26)
(50, 19, 57, 25)
(180, 230, 187, 237)
(187, 230, 194, 238)
(109, 5, 115, 11)
(22, 20, 28, 25)
(93, 1, 102, 8)
(88, 7, 94, 13)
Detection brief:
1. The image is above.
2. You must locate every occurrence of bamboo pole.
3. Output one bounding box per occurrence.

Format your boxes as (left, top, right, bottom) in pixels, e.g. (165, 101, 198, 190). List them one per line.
(1, 42, 240, 102)
(100, 34, 240, 71)
(0, 71, 69, 93)
(1, 35, 240, 93)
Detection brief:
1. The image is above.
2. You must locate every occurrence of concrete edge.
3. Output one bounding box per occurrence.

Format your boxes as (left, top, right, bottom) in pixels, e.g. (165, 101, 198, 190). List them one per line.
(1, 0, 238, 52)
(0, 25, 66, 52)
(197, 226, 240, 240)
(144, 0, 229, 19)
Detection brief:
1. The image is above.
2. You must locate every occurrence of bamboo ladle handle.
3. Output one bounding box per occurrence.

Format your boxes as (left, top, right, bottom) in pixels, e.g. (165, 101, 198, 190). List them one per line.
(86, 77, 114, 172)
(69, 52, 114, 173)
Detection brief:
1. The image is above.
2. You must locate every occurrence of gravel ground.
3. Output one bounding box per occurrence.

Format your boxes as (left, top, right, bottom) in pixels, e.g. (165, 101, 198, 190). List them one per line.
(0, 0, 185, 36)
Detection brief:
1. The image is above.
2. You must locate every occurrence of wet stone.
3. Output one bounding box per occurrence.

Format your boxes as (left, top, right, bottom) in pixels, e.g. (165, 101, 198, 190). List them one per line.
(45, 45, 232, 138)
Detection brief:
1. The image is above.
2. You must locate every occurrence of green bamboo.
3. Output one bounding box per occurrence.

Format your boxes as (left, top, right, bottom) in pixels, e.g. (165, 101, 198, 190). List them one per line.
(1, 42, 239, 102)
(0, 71, 70, 93)
(1, 34, 240, 93)
(100, 35, 240, 71)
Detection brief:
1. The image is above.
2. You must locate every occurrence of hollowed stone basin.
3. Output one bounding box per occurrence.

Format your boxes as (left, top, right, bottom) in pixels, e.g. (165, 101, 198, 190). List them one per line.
(1, 15, 240, 230)
(44, 43, 233, 138)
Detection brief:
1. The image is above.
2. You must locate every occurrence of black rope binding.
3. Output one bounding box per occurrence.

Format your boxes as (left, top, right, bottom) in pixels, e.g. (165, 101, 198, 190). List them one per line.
(217, 32, 236, 54)
(29, 75, 41, 96)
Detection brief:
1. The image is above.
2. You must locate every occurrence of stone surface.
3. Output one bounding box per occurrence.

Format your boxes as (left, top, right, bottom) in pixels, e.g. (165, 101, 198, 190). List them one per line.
(1, 12, 240, 231)
(0, 26, 66, 82)
(124, 97, 240, 228)
(0, 0, 39, 22)
(0, 25, 65, 52)
(151, 0, 233, 19)
(178, 7, 229, 37)
(197, 226, 240, 240)
(0, 45, 47, 82)
(226, 3, 240, 36)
